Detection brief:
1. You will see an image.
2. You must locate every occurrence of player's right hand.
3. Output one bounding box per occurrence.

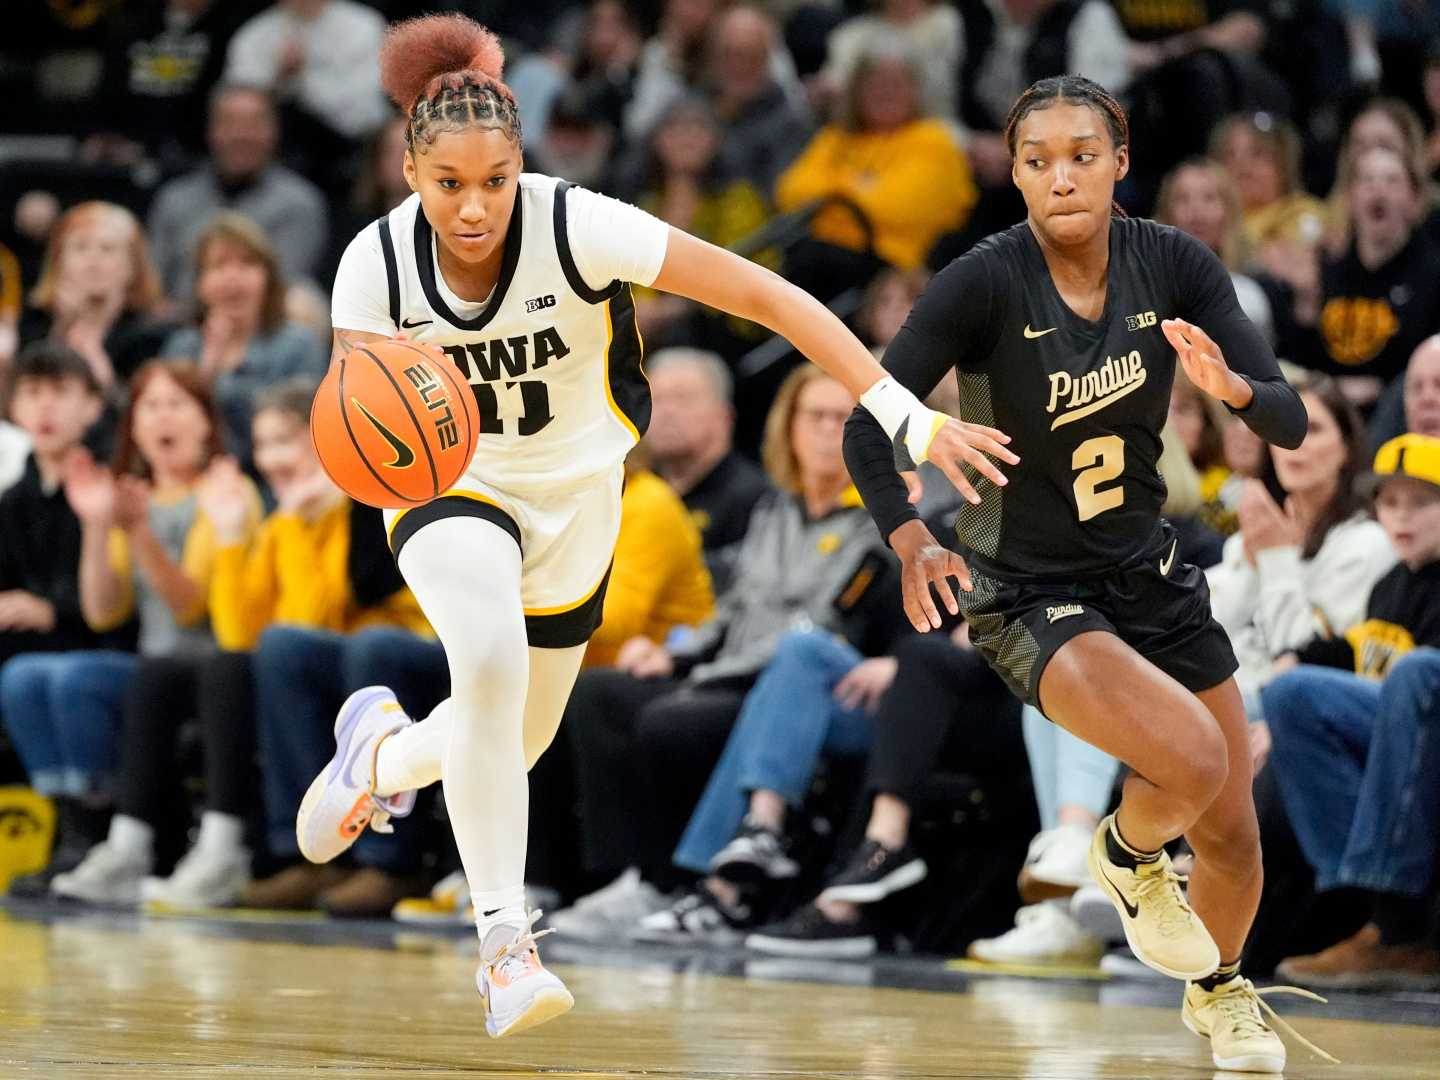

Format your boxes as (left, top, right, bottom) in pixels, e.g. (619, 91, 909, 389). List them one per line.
(889, 519, 972, 632)
(916, 414, 1018, 506)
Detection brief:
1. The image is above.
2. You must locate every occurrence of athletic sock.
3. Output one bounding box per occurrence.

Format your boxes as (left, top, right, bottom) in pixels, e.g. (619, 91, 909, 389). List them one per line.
(108, 814, 155, 863)
(474, 890, 529, 956)
(1106, 817, 1162, 871)
(1193, 959, 1241, 993)
(195, 811, 245, 854)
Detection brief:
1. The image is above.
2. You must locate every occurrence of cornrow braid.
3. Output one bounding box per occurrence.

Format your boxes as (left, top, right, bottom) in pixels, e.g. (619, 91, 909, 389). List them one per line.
(408, 75, 522, 151)
(1004, 75, 1130, 218)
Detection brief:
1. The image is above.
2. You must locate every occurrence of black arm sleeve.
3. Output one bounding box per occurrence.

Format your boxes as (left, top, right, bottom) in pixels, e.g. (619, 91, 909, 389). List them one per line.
(843, 253, 997, 543)
(1170, 230, 1307, 449)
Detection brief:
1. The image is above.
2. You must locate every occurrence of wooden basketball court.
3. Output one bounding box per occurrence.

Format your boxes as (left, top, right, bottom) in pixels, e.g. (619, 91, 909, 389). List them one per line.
(1, 905, 1436, 1078)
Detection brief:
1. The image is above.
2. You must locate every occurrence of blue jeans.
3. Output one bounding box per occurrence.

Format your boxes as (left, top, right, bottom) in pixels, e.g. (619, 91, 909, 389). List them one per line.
(672, 630, 874, 874)
(1021, 705, 1120, 829)
(253, 625, 449, 870)
(0, 650, 138, 796)
(1263, 650, 1440, 896)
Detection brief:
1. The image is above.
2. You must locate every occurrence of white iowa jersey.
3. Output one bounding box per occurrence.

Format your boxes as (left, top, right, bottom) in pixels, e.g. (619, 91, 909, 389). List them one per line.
(331, 175, 670, 492)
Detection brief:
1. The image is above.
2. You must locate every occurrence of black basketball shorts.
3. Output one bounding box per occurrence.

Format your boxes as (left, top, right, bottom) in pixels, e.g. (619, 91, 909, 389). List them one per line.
(958, 522, 1239, 716)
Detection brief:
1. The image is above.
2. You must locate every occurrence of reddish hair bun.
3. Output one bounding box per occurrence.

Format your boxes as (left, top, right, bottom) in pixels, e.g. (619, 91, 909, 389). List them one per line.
(380, 14, 506, 111)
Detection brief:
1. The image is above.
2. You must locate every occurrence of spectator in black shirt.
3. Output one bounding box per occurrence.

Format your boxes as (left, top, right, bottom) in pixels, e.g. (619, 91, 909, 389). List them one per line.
(645, 348, 769, 595)
(1279, 145, 1440, 413)
(0, 343, 127, 895)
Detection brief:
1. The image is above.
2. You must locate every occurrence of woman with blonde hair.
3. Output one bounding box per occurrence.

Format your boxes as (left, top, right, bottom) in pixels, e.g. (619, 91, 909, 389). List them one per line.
(19, 201, 174, 393)
(1210, 113, 1326, 259)
(1155, 157, 1274, 343)
(159, 213, 326, 471)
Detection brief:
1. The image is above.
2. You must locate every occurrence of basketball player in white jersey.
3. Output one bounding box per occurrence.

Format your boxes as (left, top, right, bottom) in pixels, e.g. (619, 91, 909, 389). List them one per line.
(298, 13, 1018, 1037)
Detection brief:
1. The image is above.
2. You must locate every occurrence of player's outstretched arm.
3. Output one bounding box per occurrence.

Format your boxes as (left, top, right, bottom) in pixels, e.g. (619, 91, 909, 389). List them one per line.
(649, 229, 1017, 500)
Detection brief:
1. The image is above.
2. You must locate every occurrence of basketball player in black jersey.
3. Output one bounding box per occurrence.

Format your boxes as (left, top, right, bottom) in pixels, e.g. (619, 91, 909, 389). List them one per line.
(846, 77, 1337, 1074)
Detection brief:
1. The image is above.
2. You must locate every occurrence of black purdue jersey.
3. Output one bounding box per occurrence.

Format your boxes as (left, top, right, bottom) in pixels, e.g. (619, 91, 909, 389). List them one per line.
(845, 218, 1306, 579)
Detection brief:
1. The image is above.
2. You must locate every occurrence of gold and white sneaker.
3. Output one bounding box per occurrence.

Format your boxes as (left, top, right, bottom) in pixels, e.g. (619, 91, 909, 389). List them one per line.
(1086, 814, 1219, 980)
(477, 910, 574, 1038)
(1182, 976, 1337, 1073)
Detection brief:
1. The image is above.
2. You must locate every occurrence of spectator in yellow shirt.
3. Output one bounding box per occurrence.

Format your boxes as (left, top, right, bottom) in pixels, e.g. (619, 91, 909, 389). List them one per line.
(776, 40, 977, 297)
(189, 378, 447, 917)
(586, 449, 715, 669)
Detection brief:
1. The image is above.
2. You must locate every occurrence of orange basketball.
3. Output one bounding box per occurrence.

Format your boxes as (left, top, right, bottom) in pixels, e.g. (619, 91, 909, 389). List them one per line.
(311, 340, 478, 509)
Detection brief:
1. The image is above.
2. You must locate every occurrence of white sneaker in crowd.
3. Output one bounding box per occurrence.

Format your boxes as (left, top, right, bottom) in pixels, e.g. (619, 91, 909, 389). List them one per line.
(52, 841, 150, 906)
(142, 844, 251, 908)
(1018, 823, 1094, 902)
(967, 899, 1105, 966)
(1070, 883, 1127, 944)
(545, 868, 669, 942)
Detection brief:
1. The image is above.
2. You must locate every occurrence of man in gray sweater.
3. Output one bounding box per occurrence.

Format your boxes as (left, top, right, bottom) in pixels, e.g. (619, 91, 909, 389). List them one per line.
(147, 84, 327, 299)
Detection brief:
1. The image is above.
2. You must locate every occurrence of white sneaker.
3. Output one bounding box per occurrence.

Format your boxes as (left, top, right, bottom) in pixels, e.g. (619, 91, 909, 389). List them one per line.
(631, 890, 748, 947)
(52, 841, 150, 905)
(296, 686, 415, 864)
(142, 844, 251, 908)
(1070, 883, 1127, 944)
(966, 899, 1105, 965)
(1018, 824, 1093, 902)
(477, 911, 574, 1038)
(546, 869, 668, 942)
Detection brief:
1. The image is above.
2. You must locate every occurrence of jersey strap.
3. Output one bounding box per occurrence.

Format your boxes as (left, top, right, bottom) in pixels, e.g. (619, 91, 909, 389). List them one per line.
(553, 180, 623, 305)
(377, 214, 400, 330)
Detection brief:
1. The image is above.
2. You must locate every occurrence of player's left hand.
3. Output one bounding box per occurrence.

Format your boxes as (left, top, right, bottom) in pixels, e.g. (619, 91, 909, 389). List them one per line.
(1162, 318, 1252, 410)
(890, 519, 971, 632)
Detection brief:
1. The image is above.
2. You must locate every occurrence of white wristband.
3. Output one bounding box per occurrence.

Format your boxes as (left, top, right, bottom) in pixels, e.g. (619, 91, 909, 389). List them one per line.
(859, 376, 919, 441)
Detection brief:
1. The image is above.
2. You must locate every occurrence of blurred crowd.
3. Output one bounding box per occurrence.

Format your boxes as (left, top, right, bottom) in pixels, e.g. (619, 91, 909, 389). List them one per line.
(0, 0, 1438, 992)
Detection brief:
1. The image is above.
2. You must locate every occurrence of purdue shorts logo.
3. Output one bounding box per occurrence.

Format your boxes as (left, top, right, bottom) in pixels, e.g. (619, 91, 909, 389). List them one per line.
(1045, 603, 1084, 624)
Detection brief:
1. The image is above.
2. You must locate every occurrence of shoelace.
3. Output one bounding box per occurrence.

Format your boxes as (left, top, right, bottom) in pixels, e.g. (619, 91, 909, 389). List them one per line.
(1133, 865, 1200, 940)
(486, 910, 557, 984)
(1211, 979, 1340, 1064)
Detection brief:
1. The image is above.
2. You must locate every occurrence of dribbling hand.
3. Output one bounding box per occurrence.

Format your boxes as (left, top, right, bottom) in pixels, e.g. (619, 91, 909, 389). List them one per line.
(889, 519, 972, 632)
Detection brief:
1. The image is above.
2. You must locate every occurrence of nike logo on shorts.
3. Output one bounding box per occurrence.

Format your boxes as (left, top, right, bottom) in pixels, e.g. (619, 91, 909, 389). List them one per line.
(1159, 539, 1178, 576)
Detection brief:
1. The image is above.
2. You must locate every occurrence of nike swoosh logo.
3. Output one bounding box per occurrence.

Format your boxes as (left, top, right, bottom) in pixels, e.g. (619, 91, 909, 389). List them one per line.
(400, 317, 432, 329)
(1100, 866, 1141, 919)
(351, 398, 416, 469)
(1159, 538, 1178, 576)
(1024, 324, 1057, 339)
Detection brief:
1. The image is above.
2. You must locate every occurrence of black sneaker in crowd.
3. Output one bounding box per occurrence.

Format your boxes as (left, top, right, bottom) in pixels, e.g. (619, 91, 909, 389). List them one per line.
(709, 816, 801, 883)
(746, 904, 878, 959)
(630, 888, 753, 947)
(817, 839, 927, 904)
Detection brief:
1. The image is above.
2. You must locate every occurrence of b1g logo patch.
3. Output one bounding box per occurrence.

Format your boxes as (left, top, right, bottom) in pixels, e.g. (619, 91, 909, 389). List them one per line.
(1126, 311, 1157, 331)
(526, 294, 557, 313)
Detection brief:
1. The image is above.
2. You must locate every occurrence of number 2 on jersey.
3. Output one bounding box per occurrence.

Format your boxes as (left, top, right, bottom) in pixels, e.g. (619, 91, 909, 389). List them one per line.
(1072, 435, 1125, 521)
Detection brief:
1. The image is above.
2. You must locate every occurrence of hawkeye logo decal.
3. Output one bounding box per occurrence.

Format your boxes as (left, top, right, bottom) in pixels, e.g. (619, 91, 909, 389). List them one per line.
(1045, 350, 1147, 431)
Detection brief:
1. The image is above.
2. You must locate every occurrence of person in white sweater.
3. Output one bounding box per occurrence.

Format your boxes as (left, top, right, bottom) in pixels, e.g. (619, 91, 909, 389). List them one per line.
(1207, 374, 1396, 728)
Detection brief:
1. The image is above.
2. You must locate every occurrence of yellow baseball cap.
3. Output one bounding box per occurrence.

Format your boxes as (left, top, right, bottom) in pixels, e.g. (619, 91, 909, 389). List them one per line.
(1372, 433, 1440, 492)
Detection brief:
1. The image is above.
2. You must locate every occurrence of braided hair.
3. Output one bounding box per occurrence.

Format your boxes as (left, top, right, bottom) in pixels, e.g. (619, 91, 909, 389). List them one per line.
(1004, 75, 1129, 218)
(380, 14, 522, 153)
